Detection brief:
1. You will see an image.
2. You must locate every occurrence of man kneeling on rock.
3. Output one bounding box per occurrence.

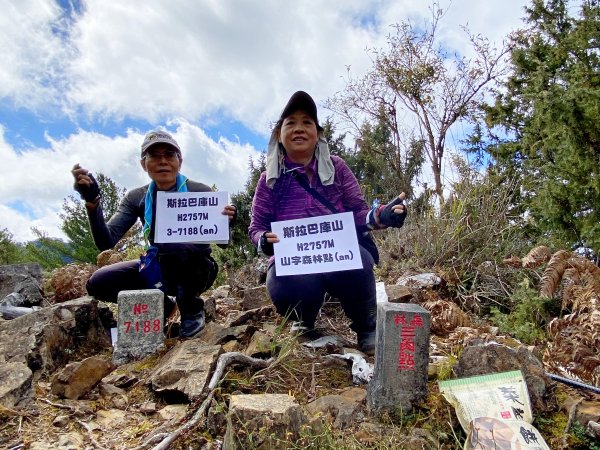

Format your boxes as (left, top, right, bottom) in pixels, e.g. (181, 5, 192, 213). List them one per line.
(71, 130, 236, 338)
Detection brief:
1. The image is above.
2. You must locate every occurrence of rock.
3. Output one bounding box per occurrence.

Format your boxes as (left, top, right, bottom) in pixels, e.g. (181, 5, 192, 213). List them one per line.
(148, 341, 222, 401)
(207, 399, 228, 436)
(140, 401, 157, 414)
(96, 409, 128, 428)
(0, 362, 33, 408)
(385, 285, 416, 303)
(0, 297, 112, 406)
(454, 342, 551, 413)
(587, 421, 600, 439)
(204, 295, 217, 322)
(52, 415, 70, 427)
(211, 285, 231, 299)
(245, 330, 272, 357)
(397, 273, 442, 289)
(112, 394, 128, 409)
(0, 303, 42, 319)
(30, 432, 85, 450)
(241, 285, 271, 310)
(561, 395, 600, 428)
(0, 263, 44, 306)
(196, 321, 253, 346)
(99, 382, 126, 396)
(305, 387, 366, 429)
(223, 394, 307, 450)
(101, 372, 138, 389)
(51, 356, 114, 400)
(158, 404, 188, 421)
(1, 292, 26, 307)
(222, 341, 238, 352)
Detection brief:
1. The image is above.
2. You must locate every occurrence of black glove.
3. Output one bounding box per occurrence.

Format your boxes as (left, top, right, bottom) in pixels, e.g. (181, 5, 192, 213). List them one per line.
(74, 173, 100, 203)
(230, 205, 238, 226)
(379, 196, 407, 228)
(259, 232, 274, 256)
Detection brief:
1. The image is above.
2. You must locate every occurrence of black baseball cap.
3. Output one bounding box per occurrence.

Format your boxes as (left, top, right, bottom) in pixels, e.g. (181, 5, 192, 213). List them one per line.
(279, 91, 323, 131)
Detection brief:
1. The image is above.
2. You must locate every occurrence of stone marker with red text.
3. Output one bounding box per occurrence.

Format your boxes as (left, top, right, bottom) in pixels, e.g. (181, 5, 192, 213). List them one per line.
(367, 302, 431, 414)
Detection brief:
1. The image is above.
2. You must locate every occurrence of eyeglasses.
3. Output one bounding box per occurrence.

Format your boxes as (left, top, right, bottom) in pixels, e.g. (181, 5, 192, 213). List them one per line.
(144, 149, 180, 161)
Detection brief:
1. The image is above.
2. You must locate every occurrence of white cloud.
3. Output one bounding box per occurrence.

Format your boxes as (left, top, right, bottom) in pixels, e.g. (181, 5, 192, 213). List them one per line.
(0, 0, 530, 243)
(63, 0, 382, 132)
(0, 0, 74, 111)
(0, 123, 261, 241)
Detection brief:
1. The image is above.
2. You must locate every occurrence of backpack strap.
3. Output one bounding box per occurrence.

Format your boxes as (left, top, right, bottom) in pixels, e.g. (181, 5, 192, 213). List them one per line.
(288, 169, 339, 214)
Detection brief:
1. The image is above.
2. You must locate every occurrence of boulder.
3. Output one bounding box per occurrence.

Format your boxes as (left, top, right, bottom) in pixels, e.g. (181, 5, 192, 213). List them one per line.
(241, 285, 271, 310)
(148, 341, 222, 401)
(223, 394, 307, 450)
(0, 362, 33, 408)
(455, 342, 551, 413)
(196, 321, 254, 347)
(587, 421, 600, 439)
(385, 285, 416, 303)
(305, 387, 366, 429)
(0, 297, 112, 374)
(0, 263, 44, 306)
(51, 356, 114, 400)
(0, 297, 112, 407)
(245, 330, 272, 357)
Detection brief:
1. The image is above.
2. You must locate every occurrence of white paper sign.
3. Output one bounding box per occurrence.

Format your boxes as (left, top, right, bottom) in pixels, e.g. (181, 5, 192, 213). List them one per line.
(272, 212, 363, 276)
(154, 191, 229, 243)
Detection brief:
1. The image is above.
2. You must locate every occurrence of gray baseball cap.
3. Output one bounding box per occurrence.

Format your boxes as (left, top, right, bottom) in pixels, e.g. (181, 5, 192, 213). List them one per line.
(141, 130, 181, 157)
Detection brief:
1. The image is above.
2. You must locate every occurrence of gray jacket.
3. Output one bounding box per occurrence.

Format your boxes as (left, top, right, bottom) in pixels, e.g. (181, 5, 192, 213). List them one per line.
(87, 180, 214, 256)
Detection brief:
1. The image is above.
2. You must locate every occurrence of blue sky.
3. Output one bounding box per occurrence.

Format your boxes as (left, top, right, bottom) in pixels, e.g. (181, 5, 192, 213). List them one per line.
(0, 0, 530, 242)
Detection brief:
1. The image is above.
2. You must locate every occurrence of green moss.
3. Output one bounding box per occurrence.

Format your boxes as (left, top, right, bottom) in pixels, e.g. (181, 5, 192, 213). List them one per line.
(132, 354, 161, 372)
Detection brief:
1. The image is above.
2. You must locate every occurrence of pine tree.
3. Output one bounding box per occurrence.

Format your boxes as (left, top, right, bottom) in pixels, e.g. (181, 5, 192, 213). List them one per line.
(0, 228, 26, 265)
(485, 0, 600, 252)
(59, 173, 140, 264)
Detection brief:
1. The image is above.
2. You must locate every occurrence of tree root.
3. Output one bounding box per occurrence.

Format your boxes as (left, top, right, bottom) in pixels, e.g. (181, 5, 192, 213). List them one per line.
(133, 352, 273, 450)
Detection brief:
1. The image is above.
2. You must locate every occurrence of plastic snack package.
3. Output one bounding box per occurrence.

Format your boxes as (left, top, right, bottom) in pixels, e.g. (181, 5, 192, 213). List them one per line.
(439, 370, 550, 450)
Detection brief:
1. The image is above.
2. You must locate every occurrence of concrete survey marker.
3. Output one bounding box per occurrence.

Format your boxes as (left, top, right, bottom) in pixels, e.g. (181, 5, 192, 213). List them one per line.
(112, 289, 165, 365)
(367, 302, 431, 414)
